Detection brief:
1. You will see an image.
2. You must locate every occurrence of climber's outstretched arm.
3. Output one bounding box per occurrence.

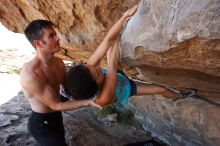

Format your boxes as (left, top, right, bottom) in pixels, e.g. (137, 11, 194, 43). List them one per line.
(87, 3, 140, 66)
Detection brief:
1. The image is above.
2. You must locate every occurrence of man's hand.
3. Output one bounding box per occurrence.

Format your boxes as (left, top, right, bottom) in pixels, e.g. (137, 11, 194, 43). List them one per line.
(87, 100, 102, 109)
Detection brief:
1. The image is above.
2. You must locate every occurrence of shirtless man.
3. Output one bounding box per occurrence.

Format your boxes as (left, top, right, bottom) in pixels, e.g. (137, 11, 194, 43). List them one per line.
(20, 20, 100, 146)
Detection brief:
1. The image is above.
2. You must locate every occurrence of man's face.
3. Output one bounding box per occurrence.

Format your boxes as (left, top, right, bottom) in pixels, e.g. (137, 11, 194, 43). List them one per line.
(36, 27, 60, 53)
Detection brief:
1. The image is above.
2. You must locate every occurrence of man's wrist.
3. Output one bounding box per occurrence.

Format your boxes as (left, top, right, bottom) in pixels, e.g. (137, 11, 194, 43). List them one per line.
(83, 100, 91, 107)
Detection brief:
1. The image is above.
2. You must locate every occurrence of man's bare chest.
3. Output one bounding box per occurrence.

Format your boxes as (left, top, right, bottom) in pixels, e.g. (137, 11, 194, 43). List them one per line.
(41, 65, 64, 89)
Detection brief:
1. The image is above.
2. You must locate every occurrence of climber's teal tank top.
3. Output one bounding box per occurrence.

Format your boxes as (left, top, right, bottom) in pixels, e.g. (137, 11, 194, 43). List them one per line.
(101, 68, 131, 106)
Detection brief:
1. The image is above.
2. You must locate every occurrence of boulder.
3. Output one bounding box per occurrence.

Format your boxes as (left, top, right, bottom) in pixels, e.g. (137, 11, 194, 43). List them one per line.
(0, 0, 220, 145)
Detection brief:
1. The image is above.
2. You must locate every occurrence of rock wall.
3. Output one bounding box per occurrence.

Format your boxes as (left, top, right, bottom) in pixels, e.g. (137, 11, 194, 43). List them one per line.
(121, 0, 220, 145)
(0, 0, 135, 61)
(0, 0, 220, 145)
(127, 94, 220, 146)
(121, 0, 220, 99)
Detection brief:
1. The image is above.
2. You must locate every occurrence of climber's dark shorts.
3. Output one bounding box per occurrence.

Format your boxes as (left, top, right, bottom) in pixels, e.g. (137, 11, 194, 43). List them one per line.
(28, 111, 67, 146)
(117, 70, 137, 96)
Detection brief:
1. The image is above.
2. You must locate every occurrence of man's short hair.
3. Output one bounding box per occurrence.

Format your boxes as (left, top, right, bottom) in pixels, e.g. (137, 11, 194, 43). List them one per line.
(24, 19, 54, 46)
(65, 65, 98, 100)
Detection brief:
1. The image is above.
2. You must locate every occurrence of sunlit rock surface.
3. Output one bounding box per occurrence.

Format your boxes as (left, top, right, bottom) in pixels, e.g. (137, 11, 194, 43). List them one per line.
(0, 0, 220, 145)
(0, 0, 135, 61)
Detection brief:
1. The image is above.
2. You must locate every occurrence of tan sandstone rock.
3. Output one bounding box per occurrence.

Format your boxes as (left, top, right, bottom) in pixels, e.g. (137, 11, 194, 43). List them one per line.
(0, 0, 220, 145)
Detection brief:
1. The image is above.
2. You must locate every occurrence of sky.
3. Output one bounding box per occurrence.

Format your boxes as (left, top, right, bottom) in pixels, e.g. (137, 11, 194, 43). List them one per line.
(0, 22, 34, 104)
(0, 22, 34, 54)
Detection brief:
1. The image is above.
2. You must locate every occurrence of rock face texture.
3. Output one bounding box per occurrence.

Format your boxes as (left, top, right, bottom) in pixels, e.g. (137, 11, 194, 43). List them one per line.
(0, 0, 220, 145)
(0, 0, 135, 61)
(0, 92, 149, 146)
(121, 0, 220, 100)
(120, 0, 220, 145)
(127, 95, 220, 146)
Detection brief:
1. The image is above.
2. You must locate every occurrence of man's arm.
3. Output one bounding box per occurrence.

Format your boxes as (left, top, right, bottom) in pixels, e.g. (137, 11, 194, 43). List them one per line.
(87, 3, 140, 66)
(22, 73, 101, 111)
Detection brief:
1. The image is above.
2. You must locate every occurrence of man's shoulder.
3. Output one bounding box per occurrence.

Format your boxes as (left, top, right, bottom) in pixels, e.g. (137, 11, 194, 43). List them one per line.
(20, 60, 36, 75)
(20, 61, 31, 75)
(20, 60, 43, 85)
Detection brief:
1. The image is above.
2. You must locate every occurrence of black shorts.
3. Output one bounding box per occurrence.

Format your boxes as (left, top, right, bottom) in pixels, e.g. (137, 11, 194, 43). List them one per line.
(28, 111, 67, 146)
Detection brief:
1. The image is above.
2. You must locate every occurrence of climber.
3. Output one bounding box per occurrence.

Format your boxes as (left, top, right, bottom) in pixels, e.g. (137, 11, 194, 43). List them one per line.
(64, 3, 196, 110)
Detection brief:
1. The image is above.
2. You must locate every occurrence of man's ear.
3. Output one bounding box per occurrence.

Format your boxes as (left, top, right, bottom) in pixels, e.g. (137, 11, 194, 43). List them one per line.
(33, 40, 42, 48)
